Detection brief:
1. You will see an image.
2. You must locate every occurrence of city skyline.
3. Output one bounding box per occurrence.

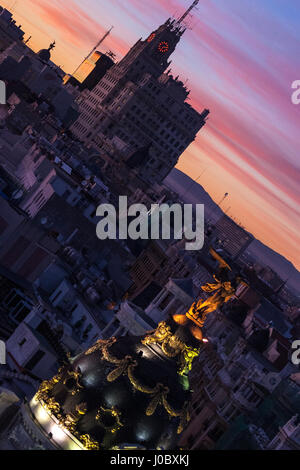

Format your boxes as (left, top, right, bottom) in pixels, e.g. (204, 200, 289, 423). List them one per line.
(3, 0, 299, 270)
(0, 2, 299, 452)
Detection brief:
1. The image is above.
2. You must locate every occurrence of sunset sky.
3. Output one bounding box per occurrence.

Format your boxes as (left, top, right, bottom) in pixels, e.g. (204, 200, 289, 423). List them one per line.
(2, 0, 300, 269)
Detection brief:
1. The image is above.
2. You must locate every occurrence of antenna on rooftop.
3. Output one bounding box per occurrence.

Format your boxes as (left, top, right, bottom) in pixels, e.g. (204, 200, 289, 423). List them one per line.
(177, 0, 200, 27)
(71, 26, 114, 80)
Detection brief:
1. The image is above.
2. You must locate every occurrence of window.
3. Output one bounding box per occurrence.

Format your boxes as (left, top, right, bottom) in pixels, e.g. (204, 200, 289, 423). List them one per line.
(51, 289, 62, 304)
(15, 306, 30, 323)
(159, 292, 173, 311)
(24, 350, 46, 371)
(70, 304, 78, 314)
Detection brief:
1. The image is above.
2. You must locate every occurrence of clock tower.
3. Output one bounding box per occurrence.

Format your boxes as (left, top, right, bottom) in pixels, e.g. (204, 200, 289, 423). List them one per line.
(145, 19, 184, 63)
(117, 0, 200, 77)
(116, 17, 185, 81)
(71, 1, 208, 185)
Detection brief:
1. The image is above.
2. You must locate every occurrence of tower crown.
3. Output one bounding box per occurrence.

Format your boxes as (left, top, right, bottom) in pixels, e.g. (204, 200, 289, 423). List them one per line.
(142, 20, 182, 69)
(120, 1, 200, 73)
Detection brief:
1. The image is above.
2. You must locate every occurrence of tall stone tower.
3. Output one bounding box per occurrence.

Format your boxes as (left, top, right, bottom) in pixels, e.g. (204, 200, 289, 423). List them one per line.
(71, 1, 209, 184)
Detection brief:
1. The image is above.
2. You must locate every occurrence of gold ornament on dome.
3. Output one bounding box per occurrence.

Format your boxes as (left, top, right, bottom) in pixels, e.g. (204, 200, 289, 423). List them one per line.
(85, 336, 137, 383)
(145, 383, 169, 416)
(36, 367, 64, 403)
(46, 397, 61, 415)
(35, 368, 99, 450)
(96, 406, 123, 433)
(142, 322, 172, 345)
(142, 321, 182, 354)
(79, 434, 100, 451)
(63, 415, 77, 433)
(84, 337, 117, 356)
(87, 336, 190, 431)
(161, 398, 191, 434)
(142, 321, 200, 377)
(107, 355, 137, 382)
(34, 317, 197, 448)
(178, 346, 200, 376)
(76, 402, 87, 415)
(127, 363, 158, 394)
(63, 369, 84, 396)
(63, 402, 87, 433)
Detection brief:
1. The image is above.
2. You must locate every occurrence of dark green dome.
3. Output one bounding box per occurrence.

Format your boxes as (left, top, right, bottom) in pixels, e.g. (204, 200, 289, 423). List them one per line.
(35, 317, 200, 450)
(38, 49, 51, 62)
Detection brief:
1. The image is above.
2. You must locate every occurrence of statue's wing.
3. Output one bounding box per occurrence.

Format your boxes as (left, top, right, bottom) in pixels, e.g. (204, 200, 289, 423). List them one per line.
(201, 283, 220, 292)
(209, 247, 232, 271)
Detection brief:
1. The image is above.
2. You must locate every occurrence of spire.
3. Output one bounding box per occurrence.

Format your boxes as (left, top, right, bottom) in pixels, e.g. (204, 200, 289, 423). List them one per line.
(71, 26, 113, 79)
(177, 0, 199, 25)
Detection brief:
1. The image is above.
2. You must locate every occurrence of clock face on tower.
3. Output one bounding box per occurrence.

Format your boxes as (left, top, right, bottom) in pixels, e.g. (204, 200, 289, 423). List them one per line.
(158, 41, 169, 53)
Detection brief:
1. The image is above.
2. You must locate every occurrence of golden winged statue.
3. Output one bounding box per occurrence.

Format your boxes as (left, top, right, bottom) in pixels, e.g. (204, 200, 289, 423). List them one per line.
(173, 248, 244, 340)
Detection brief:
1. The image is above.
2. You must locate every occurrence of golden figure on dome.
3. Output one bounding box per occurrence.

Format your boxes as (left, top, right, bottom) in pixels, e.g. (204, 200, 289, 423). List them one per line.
(173, 248, 243, 341)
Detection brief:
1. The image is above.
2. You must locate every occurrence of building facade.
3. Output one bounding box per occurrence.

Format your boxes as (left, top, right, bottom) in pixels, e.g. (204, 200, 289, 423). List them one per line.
(213, 215, 253, 260)
(71, 17, 209, 183)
